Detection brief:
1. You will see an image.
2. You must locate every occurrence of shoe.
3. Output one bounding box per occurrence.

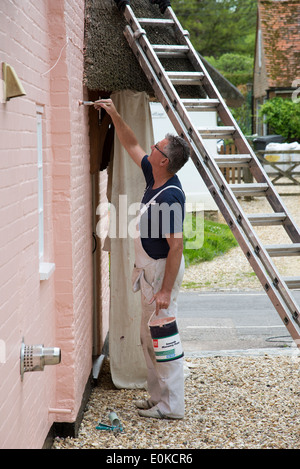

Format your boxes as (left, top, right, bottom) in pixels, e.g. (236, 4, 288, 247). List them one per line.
(138, 406, 165, 419)
(134, 399, 153, 410)
(138, 406, 184, 420)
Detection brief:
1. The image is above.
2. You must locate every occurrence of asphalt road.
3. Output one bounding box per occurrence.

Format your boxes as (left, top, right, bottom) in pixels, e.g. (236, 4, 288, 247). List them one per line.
(177, 290, 300, 356)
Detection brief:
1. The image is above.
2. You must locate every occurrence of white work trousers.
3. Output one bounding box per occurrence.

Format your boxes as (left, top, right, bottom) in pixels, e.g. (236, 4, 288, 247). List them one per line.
(132, 233, 185, 418)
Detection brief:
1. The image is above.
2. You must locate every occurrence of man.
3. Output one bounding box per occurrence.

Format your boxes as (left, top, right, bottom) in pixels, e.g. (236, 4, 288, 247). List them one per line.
(94, 98, 190, 419)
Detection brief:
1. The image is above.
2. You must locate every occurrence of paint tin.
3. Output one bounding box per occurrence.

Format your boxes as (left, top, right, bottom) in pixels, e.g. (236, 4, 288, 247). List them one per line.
(148, 316, 184, 362)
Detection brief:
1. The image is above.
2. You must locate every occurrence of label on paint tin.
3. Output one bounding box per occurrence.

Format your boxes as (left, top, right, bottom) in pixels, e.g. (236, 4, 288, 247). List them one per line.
(152, 332, 183, 362)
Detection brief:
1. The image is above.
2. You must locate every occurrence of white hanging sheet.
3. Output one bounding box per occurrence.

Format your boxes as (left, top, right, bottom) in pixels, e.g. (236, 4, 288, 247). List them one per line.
(108, 90, 154, 389)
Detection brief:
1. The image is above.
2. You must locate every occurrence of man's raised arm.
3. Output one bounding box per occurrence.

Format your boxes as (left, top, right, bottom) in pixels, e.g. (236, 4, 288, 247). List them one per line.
(94, 98, 145, 167)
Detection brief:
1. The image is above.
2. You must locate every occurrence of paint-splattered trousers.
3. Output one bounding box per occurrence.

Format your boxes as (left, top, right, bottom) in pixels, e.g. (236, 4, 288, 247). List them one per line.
(132, 234, 185, 418)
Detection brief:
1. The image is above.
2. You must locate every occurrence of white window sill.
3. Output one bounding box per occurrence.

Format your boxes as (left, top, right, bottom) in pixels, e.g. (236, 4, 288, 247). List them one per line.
(39, 262, 55, 281)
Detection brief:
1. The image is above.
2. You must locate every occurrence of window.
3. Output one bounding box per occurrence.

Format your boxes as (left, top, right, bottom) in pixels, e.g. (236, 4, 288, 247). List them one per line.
(37, 105, 44, 260)
(36, 105, 55, 280)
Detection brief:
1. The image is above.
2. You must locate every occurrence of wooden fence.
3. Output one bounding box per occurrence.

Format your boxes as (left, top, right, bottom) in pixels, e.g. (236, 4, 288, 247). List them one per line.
(219, 144, 252, 184)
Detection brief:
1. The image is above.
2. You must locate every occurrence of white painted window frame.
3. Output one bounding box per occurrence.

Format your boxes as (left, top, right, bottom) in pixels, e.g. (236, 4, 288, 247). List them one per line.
(36, 105, 55, 281)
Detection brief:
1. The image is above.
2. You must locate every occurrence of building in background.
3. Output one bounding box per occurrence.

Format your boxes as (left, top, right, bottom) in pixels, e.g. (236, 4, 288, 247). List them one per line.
(253, 0, 300, 135)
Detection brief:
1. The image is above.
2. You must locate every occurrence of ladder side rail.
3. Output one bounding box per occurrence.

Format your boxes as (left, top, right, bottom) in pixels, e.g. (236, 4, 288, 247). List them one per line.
(164, 6, 300, 244)
(123, 22, 300, 339)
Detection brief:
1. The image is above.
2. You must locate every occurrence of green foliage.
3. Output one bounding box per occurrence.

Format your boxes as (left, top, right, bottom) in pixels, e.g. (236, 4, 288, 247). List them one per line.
(172, 0, 257, 58)
(259, 98, 300, 142)
(183, 216, 238, 266)
(207, 54, 253, 74)
(205, 53, 253, 87)
(231, 103, 253, 135)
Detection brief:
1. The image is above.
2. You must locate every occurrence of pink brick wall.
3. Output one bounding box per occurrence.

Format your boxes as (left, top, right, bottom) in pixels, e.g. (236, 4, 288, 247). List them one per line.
(0, 1, 54, 449)
(66, 1, 94, 402)
(0, 0, 109, 448)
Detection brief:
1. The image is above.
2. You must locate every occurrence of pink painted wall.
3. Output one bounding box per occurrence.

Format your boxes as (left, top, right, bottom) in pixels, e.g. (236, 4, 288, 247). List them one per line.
(0, 0, 109, 449)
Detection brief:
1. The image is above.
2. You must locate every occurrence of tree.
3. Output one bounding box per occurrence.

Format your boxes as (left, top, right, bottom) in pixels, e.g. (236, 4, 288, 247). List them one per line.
(259, 98, 300, 142)
(205, 53, 253, 87)
(172, 0, 257, 58)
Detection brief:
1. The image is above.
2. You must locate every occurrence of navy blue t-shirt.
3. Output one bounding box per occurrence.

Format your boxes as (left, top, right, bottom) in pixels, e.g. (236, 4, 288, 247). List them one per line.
(140, 155, 185, 259)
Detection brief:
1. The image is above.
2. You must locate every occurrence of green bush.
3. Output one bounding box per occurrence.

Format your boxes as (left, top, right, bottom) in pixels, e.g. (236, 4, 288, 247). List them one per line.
(231, 103, 253, 135)
(259, 97, 300, 142)
(205, 53, 253, 87)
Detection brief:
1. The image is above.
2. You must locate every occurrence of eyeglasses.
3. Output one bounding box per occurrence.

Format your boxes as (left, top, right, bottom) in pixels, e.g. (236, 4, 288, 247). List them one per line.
(154, 143, 169, 159)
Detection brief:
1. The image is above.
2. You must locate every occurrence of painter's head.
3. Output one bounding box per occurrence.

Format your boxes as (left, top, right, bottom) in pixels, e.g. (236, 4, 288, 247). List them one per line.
(164, 134, 190, 174)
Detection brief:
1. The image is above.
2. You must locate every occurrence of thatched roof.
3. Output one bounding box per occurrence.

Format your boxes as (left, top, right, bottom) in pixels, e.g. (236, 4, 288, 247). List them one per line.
(84, 0, 163, 93)
(84, 0, 244, 107)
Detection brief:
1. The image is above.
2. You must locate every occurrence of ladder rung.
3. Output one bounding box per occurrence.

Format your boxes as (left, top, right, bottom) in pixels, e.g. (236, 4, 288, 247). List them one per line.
(214, 155, 251, 167)
(283, 277, 300, 289)
(167, 71, 204, 85)
(182, 98, 220, 111)
(265, 244, 300, 257)
(137, 18, 175, 26)
(152, 44, 189, 58)
(198, 126, 235, 139)
(229, 183, 269, 196)
(247, 213, 287, 226)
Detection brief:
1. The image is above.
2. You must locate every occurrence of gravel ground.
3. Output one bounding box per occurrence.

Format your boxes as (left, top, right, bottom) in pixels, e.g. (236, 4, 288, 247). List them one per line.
(52, 184, 300, 450)
(52, 355, 300, 450)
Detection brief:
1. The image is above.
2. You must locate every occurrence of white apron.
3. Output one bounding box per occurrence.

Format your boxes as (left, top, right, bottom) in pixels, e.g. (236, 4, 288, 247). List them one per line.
(131, 186, 185, 418)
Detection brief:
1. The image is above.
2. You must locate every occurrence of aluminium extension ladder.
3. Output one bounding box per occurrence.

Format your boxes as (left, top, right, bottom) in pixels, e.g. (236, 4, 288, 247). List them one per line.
(116, 2, 300, 347)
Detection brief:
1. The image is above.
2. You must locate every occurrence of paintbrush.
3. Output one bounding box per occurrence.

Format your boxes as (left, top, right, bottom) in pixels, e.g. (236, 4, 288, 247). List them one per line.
(78, 100, 95, 106)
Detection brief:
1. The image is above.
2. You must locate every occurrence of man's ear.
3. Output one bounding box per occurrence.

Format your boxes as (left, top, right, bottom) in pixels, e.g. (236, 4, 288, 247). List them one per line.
(160, 156, 169, 168)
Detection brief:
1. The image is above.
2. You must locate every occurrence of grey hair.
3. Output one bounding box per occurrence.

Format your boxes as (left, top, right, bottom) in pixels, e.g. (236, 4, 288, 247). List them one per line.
(164, 134, 190, 174)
